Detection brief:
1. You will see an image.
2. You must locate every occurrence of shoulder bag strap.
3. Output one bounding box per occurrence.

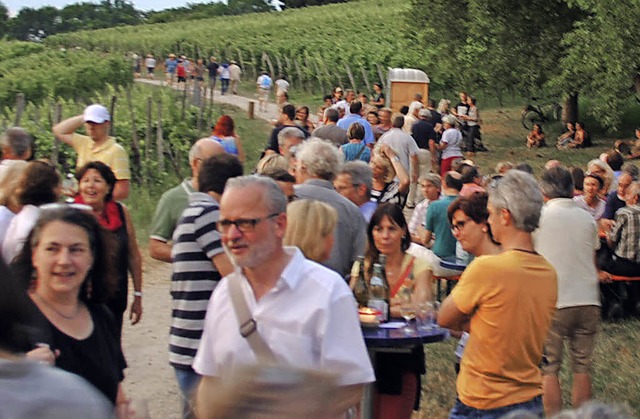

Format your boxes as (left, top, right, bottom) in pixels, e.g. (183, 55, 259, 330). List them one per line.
(227, 271, 277, 363)
(355, 143, 367, 159)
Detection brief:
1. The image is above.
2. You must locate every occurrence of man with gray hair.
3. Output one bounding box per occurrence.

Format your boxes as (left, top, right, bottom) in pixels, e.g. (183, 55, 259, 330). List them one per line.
(312, 107, 348, 146)
(439, 170, 557, 418)
(193, 176, 374, 415)
(277, 127, 305, 159)
(149, 138, 225, 263)
(295, 138, 366, 276)
(0, 127, 33, 183)
(533, 166, 601, 416)
(334, 160, 377, 222)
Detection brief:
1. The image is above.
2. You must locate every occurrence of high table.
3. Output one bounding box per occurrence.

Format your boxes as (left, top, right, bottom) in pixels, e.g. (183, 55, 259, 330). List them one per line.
(360, 324, 448, 419)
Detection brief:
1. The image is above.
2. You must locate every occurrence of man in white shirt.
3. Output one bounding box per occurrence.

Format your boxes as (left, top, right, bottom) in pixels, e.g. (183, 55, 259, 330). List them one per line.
(193, 176, 374, 415)
(228, 60, 242, 94)
(534, 166, 602, 417)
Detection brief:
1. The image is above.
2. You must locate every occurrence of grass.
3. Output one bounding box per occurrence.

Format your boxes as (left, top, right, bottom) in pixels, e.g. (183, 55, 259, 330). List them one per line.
(126, 83, 640, 417)
(421, 318, 640, 418)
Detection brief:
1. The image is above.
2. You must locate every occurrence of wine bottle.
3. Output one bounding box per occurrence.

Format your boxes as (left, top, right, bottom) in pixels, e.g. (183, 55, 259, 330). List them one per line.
(353, 256, 369, 308)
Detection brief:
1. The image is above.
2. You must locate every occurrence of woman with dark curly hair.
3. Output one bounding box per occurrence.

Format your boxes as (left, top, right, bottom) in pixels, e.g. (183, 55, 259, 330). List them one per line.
(2, 160, 60, 263)
(74, 161, 143, 339)
(210, 115, 245, 163)
(12, 206, 127, 407)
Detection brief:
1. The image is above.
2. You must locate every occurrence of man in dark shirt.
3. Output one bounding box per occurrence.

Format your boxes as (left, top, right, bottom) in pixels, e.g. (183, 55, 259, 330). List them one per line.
(312, 108, 348, 147)
(207, 56, 219, 94)
(264, 104, 309, 155)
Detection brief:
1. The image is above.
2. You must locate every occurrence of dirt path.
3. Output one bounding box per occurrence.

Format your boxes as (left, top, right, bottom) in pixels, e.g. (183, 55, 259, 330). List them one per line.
(121, 255, 180, 418)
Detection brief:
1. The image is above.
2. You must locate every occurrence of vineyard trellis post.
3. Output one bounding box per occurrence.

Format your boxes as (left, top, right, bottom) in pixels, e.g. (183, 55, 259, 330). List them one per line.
(145, 96, 152, 169)
(51, 102, 62, 168)
(156, 99, 165, 173)
(303, 53, 316, 94)
(376, 63, 386, 89)
(294, 58, 305, 93)
(236, 48, 246, 78)
(262, 52, 275, 79)
(108, 96, 117, 136)
(284, 56, 294, 90)
(14, 93, 25, 127)
(361, 66, 371, 94)
(311, 58, 325, 95)
(344, 61, 357, 93)
(275, 55, 283, 78)
(125, 87, 142, 184)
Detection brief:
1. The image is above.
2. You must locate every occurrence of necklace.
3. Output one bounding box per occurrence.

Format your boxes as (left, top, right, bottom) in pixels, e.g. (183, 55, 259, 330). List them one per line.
(33, 292, 82, 320)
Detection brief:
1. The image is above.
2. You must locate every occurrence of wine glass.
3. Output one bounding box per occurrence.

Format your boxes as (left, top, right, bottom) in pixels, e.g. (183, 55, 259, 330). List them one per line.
(398, 289, 415, 333)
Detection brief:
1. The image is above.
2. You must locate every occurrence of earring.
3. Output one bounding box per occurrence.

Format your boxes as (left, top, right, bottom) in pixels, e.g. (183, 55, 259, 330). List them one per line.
(482, 228, 488, 233)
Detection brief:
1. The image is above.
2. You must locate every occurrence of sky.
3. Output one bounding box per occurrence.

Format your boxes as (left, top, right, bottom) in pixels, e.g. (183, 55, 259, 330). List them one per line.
(4, 0, 217, 16)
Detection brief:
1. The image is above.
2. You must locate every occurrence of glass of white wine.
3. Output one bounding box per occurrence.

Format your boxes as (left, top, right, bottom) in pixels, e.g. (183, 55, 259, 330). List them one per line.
(398, 289, 415, 333)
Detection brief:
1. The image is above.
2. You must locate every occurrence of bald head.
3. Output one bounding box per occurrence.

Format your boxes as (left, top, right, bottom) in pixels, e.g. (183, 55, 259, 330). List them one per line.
(190, 138, 226, 178)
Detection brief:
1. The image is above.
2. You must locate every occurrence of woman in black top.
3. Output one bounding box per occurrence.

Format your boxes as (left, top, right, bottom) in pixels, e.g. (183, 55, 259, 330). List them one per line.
(371, 82, 385, 108)
(12, 207, 127, 406)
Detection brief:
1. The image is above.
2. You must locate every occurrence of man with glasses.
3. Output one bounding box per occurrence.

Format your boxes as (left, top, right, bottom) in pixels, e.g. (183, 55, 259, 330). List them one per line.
(334, 160, 377, 222)
(193, 175, 374, 415)
(169, 153, 242, 419)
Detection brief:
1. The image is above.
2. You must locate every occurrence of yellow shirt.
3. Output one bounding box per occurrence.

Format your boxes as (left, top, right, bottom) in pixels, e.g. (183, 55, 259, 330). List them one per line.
(72, 133, 131, 180)
(451, 249, 557, 410)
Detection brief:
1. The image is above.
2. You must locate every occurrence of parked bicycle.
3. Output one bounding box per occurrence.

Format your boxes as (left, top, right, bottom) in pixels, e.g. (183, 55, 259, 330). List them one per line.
(521, 97, 562, 130)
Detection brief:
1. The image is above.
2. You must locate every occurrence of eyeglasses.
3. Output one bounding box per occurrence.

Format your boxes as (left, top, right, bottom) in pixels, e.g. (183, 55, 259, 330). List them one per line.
(217, 213, 280, 234)
(451, 218, 472, 232)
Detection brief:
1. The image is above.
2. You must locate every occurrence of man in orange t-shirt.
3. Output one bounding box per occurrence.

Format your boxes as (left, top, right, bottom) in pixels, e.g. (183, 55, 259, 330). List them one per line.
(439, 170, 557, 418)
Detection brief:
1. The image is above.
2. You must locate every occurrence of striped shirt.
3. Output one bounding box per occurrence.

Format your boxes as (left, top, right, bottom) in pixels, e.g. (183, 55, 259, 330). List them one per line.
(610, 204, 640, 263)
(170, 192, 224, 370)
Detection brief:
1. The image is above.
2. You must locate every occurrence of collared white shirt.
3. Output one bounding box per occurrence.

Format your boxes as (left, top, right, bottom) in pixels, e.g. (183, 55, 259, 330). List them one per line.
(193, 247, 375, 386)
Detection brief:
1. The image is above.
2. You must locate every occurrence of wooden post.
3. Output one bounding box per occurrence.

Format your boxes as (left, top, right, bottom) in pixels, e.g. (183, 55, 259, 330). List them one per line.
(248, 101, 255, 119)
(318, 56, 334, 90)
(304, 53, 315, 94)
(294, 59, 305, 92)
(145, 97, 152, 162)
(109, 95, 117, 136)
(284, 56, 294, 89)
(376, 63, 387, 89)
(361, 66, 371, 94)
(311, 57, 324, 94)
(198, 83, 206, 134)
(51, 103, 62, 167)
(125, 87, 142, 184)
(181, 87, 187, 121)
(14, 93, 25, 127)
(192, 78, 201, 107)
(263, 52, 275, 78)
(344, 61, 357, 92)
(156, 100, 165, 173)
(275, 54, 283, 78)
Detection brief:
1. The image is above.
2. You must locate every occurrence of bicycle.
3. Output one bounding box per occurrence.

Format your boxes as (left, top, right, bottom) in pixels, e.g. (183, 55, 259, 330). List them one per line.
(521, 97, 562, 130)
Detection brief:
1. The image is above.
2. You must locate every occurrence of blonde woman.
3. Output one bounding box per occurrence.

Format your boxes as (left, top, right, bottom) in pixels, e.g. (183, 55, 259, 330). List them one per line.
(284, 199, 337, 263)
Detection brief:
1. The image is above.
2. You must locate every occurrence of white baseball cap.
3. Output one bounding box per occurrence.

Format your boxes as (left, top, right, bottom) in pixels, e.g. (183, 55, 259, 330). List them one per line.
(83, 104, 110, 124)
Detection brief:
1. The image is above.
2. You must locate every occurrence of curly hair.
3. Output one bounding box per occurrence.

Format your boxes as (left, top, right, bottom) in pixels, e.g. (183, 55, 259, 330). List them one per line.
(16, 160, 60, 206)
(11, 207, 117, 304)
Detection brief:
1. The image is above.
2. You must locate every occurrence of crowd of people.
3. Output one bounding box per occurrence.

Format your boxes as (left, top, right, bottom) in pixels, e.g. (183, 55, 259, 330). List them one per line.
(0, 77, 639, 419)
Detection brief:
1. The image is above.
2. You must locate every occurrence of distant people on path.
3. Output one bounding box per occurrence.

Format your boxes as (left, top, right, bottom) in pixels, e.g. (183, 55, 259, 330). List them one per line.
(275, 74, 290, 95)
(170, 154, 242, 418)
(210, 115, 246, 163)
(193, 176, 374, 416)
(53, 104, 131, 200)
(148, 139, 225, 263)
(207, 56, 219, 94)
(535, 166, 601, 416)
(219, 62, 230, 95)
(145, 54, 156, 79)
(164, 54, 177, 86)
(0, 127, 33, 184)
(439, 170, 557, 418)
(228, 60, 242, 95)
(256, 71, 273, 112)
(74, 161, 143, 340)
(294, 138, 367, 276)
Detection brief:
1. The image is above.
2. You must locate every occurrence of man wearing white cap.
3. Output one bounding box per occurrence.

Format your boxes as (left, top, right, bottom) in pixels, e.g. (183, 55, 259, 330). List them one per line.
(53, 104, 131, 200)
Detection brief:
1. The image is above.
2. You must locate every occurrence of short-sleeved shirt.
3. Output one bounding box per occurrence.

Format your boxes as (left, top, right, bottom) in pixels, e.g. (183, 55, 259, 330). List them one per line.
(170, 192, 224, 369)
(165, 58, 178, 73)
(425, 194, 458, 258)
(193, 247, 375, 386)
(312, 124, 348, 147)
(336, 115, 374, 145)
(609, 204, 640, 263)
(573, 195, 605, 221)
(71, 134, 130, 180)
(30, 303, 127, 405)
(377, 128, 419, 173)
(411, 120, 436, 149)
(207, 62, 219, 78)
(451, 250, 557, 410)
(603, 191, 626, 220)
(149, 179, 195, 243)
(440, 128, 463, 160)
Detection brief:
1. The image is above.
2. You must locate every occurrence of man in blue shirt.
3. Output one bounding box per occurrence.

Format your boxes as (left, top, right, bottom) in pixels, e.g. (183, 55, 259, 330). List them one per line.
(336, 101, 374, 145)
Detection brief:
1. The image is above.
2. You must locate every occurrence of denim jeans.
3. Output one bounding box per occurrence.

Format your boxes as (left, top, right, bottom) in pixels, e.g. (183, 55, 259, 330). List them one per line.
(174, 367, 201, 419)
(450, 395, 543, 419)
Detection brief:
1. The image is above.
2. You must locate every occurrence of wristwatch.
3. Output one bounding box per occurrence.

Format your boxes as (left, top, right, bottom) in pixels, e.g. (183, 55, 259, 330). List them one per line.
(133, 291, 143, 298)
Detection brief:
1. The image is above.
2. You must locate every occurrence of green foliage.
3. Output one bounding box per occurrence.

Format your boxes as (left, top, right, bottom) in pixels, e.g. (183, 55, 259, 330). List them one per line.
(0, 44, 132, 108)
(280, 0, 349, 8)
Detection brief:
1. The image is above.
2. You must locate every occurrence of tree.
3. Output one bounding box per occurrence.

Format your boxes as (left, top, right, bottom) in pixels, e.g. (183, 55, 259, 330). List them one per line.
(0, 2, 8, 37)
